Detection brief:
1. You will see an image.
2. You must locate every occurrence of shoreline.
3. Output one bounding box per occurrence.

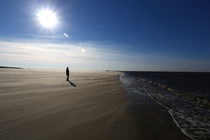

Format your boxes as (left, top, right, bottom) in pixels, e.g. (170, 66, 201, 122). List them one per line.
(144, 86, 193, 140)
(0, 69, 191, 140)
(120, 72, 192, 140)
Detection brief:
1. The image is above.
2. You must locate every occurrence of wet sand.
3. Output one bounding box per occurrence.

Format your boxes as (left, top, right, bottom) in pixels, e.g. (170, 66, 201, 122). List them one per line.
(0, 69, 191, 140)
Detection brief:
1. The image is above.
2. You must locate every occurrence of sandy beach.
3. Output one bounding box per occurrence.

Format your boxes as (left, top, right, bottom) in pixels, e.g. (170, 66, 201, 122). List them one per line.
(0, 69, 191, 140)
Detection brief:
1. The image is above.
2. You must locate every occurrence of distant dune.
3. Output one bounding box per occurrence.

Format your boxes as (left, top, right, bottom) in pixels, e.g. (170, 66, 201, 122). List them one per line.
(0, 66, 22, 69)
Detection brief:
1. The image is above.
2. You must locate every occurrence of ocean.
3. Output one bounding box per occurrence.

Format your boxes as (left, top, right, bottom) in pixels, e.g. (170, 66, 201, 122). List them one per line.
(120, 72, 210, 140)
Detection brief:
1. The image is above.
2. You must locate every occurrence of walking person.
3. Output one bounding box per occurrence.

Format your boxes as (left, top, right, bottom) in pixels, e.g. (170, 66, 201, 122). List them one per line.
(66, 67, 70, 81)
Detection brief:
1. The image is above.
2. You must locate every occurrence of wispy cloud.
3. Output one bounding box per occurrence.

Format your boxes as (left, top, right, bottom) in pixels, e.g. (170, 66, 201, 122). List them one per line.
(0, 40, 130, 69)
(0, 40, 209, 71)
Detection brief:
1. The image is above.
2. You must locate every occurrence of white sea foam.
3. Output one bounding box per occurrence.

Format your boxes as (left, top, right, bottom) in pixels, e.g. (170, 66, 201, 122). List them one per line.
(120, 73, 147, 96)
(120, 72, 210, 140)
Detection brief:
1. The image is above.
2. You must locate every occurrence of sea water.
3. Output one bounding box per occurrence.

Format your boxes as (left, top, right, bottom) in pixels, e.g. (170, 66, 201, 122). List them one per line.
(120, 72, 210, 140)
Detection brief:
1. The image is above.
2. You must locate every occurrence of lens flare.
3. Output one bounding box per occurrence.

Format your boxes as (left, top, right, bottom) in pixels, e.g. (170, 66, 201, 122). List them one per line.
(81, 48, 86, 53)
(64, 33, 69, 38)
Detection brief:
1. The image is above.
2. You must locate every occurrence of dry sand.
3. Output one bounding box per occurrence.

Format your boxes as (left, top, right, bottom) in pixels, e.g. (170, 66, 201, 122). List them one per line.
(0, 69, 191, 140)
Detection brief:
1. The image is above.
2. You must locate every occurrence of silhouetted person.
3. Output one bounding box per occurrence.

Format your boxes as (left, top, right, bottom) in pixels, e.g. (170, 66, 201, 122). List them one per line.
(66, 67, 70, 81)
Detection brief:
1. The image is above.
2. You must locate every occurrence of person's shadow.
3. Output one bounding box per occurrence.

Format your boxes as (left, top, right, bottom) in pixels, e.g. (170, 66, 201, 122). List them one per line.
(68, 80, 77, 87)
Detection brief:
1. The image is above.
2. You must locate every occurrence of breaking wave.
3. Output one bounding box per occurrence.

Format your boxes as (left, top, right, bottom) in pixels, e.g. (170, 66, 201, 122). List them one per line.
(120, 72, 210, 140)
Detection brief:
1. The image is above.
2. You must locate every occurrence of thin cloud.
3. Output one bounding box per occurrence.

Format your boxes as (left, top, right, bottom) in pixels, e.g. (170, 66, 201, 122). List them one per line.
(0, 40, 209, 71)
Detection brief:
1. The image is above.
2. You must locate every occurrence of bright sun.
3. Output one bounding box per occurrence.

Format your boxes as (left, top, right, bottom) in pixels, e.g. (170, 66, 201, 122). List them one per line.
(37, 9, 58, 29)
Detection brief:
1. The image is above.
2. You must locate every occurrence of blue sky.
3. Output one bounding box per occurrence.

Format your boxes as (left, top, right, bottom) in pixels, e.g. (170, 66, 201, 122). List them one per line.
(0, 0, 210, 71)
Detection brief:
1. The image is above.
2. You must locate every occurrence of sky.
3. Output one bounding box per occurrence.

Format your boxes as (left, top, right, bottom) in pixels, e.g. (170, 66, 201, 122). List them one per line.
(0, 0, 210, 71)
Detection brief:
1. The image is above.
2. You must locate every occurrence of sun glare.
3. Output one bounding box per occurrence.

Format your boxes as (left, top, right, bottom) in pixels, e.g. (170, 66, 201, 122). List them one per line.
(37, 9, 58, 29)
